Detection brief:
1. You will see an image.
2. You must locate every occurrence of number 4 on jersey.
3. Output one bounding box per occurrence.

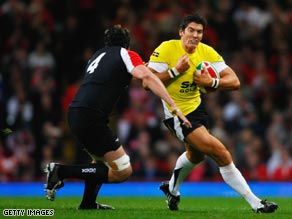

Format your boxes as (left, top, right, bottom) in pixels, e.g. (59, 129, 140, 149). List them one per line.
(87, 52, 106, 74)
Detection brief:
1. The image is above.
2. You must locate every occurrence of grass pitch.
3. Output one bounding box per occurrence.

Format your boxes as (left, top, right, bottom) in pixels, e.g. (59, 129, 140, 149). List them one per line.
(0, 197, 290, 219)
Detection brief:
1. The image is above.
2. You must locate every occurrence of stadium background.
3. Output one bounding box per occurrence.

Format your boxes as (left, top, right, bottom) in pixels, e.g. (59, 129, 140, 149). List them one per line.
(0, 0, 292, 187)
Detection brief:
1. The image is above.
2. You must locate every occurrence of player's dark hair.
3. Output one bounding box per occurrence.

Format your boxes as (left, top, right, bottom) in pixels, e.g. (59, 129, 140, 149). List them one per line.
(179, 13, 207, 31)
(104, 24, 130, 49)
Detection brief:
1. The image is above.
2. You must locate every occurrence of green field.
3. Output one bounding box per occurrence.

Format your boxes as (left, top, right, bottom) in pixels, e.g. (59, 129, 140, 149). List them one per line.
(0, 197, 290, 219)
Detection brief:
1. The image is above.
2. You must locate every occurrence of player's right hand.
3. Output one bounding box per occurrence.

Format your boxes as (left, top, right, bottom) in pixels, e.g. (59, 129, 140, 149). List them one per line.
(175, 54, 190, 73)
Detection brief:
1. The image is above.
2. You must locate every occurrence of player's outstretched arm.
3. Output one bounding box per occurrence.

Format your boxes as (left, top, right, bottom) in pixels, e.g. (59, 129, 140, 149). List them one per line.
(132, 65, 192, 128)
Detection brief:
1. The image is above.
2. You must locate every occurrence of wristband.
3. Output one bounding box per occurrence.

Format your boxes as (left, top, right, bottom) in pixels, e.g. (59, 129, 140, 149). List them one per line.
(211, 78, 219, 88)
(168, 67, 180, 78)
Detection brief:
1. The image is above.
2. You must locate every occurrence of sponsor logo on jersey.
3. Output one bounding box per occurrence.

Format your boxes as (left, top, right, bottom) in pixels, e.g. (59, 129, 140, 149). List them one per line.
(152, 51, 159, 57)
(179, 81, 196, 93)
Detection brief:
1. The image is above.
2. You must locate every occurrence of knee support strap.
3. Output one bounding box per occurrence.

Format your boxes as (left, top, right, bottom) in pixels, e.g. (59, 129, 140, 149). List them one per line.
(106, 154, 130, 171)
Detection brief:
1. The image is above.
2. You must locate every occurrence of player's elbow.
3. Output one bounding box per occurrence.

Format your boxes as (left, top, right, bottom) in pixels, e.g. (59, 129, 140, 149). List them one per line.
(228, 75, 241, 90)
(142, 81, 150, 90)
(233, 79, 241, 90)
(141, 73, 152, 87)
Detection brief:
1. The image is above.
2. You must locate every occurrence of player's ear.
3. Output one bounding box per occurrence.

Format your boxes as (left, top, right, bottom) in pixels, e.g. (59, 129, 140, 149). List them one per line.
(179, 29, 184, 37)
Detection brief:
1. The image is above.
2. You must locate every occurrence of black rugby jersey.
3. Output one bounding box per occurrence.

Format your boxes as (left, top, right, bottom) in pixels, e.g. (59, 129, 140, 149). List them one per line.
(70, 46, 144, 115)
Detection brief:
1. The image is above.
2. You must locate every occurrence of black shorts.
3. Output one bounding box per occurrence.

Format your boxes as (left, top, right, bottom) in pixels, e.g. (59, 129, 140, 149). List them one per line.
(163, 103, 209, 142)
(67, 107, 121, 157)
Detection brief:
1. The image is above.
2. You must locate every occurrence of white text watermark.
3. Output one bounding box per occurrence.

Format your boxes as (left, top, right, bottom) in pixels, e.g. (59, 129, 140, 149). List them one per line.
(3, 209, 54, 217)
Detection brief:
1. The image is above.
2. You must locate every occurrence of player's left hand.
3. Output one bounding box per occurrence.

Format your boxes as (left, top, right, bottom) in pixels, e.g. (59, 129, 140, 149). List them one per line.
(193, 65, 213, 87)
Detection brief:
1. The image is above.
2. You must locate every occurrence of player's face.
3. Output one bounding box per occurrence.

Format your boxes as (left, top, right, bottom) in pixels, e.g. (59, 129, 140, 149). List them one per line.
(179, 22, 203, 53)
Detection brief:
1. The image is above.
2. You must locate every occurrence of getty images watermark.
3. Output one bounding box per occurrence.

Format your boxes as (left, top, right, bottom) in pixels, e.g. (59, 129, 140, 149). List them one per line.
(3, 209, 54, 217)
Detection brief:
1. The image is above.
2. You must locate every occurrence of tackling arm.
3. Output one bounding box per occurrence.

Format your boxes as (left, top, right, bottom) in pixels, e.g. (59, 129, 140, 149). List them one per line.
(132, 65, 192, 128)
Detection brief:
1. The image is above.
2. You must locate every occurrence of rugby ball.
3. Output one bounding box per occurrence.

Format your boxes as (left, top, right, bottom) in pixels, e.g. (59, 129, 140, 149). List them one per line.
(195, 61, 220, 93)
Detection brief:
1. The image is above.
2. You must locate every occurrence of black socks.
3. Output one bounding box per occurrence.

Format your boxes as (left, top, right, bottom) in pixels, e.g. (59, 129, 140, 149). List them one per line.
(79, 181, 102, 208)
(57, 162, 109, 183)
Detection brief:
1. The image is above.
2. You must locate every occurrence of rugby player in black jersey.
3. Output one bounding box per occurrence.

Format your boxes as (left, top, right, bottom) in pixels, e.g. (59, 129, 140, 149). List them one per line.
(44, 25, 191, 210)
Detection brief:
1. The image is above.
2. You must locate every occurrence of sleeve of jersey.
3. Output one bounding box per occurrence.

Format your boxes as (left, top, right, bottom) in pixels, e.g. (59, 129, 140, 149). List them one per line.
(149, 42, 169, 63)
(203, 45, 228, 73)
(121, 48, 144, 74)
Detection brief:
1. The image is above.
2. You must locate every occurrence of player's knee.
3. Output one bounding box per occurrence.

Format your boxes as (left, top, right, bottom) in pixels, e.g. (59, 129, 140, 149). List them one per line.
(110, 165, 132, 182)
(119, 166, 133, 181)
(106, 154, 131, 171)
(217, 147, 231, 159)
(220, 149, 232, 164)
(210, 147, 232, 166)
(106, 154, 133, 182)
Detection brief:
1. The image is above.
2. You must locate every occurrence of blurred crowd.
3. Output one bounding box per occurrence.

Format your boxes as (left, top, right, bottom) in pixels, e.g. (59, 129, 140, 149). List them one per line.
(0, 0, 292, 182)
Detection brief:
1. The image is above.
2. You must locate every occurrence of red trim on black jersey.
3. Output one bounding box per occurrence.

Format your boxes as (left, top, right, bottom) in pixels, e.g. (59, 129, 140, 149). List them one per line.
(127, 49, 144, 67)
